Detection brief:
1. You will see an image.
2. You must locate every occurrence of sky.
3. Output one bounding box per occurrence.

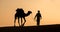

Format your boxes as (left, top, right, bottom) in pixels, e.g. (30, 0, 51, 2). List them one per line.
(0, 0, 60, 27)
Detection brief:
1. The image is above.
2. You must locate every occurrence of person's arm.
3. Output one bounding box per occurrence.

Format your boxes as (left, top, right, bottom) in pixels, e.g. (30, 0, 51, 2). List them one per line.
(40, 14, 42, 19)
(34, 14, 37, 20)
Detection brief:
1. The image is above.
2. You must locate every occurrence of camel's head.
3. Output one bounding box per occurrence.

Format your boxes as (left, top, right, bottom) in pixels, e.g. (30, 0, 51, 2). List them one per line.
(28, 11, 32, 14)
(25, 11, 32, 17)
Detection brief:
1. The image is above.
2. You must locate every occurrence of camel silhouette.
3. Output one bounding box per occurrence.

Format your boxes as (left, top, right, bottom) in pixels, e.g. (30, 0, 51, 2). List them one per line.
(14, 8, 32, 26)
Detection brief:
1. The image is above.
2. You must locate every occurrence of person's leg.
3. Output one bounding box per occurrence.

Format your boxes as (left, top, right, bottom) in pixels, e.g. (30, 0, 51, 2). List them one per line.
(38, 21, 40, 26)
(38, 19, 40, 26)
(37, 22, 39, 26)
(37, 19, 40, 26)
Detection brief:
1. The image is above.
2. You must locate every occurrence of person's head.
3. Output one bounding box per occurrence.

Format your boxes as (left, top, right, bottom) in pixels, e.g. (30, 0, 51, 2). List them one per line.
(38, 10, 40, 13)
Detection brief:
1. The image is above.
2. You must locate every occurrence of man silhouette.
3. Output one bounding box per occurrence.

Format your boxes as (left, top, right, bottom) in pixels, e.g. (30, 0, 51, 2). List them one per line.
(34, 10, 42, 26)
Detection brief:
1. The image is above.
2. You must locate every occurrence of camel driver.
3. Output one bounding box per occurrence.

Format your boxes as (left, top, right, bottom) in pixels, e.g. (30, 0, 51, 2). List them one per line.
(34, 10, 42, 26)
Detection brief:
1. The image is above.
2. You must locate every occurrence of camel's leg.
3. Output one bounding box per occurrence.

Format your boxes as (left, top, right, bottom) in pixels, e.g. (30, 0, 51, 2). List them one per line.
(18, 17, 20, 26)
(14, 17, 17, 27)
(22, 17, 26, 26)
(21, 17, 22, 26)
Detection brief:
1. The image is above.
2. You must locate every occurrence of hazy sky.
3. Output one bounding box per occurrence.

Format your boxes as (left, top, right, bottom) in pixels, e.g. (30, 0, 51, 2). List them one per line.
(0, 0, 60, 27)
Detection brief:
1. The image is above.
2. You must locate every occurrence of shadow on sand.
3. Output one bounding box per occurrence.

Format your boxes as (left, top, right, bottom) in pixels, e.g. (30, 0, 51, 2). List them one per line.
(0, 24, 60, 32)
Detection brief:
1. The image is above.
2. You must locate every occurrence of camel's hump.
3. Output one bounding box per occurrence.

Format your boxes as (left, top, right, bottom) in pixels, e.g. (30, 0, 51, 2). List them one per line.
(16, 8, 24, 13)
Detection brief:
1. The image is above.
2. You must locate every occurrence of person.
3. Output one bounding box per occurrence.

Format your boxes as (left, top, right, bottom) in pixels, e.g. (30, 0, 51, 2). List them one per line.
(34, 10, 42, 26)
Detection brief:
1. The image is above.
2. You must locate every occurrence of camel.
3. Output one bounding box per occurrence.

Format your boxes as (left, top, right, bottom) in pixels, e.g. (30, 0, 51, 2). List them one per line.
(14, 8, 32, 26)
